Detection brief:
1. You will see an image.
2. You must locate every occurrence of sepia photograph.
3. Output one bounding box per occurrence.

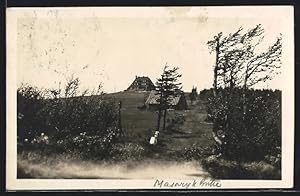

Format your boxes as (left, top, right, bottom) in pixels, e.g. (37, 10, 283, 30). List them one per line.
(6, 6, 294, 190)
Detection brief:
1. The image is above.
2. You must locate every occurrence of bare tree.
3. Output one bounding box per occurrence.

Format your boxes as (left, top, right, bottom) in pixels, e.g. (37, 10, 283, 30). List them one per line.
(208, 24, 282, 117)
(243, 35, 282, 88)
(240, 26, 282, 117)
(207, 24, 282, 155)
(207, 27, 245, 94)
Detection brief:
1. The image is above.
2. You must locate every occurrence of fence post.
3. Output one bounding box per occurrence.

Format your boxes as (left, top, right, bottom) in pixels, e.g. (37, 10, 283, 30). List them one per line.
(118, 100, 122, 136)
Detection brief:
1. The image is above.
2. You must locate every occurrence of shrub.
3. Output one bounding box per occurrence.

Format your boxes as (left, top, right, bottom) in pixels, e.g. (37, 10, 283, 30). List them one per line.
(109, 143, 145, 162)
(202, 155, 281, 179)
(199, 88, 214, 103)
(60, 127, 120, 159)
(206, 88, 281, 162)
(40, 94, 119, 141)
(17, 77, 120, 158)
(176, 145, 214, 161)
(17, 84, 47, 142)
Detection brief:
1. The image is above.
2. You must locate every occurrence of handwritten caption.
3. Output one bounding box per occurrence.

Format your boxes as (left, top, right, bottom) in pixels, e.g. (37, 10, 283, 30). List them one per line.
(153, 178, 222, 189)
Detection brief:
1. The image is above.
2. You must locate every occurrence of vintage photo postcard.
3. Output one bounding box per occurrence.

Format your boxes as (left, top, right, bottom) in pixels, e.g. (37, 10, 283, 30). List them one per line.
(6, 6, 294, 190)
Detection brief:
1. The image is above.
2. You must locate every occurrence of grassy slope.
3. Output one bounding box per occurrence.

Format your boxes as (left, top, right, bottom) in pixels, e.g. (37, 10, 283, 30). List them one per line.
(104, 91, 155, 142)
(104, 91, 214, 154)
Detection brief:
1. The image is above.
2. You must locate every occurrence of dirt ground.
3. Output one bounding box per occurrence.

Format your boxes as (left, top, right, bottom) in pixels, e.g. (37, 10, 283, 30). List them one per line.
(18, 157, 211, 179)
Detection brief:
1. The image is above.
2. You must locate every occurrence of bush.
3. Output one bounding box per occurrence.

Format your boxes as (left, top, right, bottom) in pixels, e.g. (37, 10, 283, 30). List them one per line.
(60, 127, 120, 159)
(202, 155, 281, 179)
(109, 143, 145, 162)
(17, 77, 120, 158)
(199, 88, 214, 103)
(17, 85, 46, 142)
(206, 88, 281, 162)
(176, 145, 214, 161)
(40, 94, 119, 142)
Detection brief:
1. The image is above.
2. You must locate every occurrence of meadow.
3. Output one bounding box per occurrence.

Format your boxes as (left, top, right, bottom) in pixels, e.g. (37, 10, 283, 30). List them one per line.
(104, 91, 215, 154)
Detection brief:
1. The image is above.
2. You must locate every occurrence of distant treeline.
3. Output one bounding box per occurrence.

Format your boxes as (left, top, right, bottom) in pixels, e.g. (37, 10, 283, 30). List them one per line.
(199, 88, 281, 103)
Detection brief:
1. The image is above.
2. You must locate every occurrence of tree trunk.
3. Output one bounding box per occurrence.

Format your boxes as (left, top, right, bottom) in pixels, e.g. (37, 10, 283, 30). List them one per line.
(213, 38, 220, 97)
(242, 76, 248, 121)
(156, 107, 162, 131)
(213, 65, 218, 97)
(118, 101, 122, 136)
(212, 38, 220, 140)
(156, 90, 164, 131)
(163, 108, 167, 130)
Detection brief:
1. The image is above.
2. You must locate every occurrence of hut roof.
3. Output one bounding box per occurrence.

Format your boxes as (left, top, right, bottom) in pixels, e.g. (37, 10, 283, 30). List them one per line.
(145, 90, 182, 106)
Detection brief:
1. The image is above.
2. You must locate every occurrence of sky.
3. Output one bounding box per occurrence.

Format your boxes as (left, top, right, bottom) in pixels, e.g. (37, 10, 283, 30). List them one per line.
(8, 6, 293, 93)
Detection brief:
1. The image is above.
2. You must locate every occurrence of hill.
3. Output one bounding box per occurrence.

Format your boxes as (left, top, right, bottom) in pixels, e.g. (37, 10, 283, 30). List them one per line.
(104, 91, 215, 158)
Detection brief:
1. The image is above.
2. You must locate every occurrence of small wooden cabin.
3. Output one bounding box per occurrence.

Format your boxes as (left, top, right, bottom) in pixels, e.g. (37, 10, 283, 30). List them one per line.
(145, 90, 188, 111)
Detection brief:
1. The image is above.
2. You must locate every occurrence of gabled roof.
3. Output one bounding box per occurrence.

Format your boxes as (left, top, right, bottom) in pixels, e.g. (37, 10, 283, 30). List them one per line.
(145, 90, 182, 106)
(126, 76, 155, 91)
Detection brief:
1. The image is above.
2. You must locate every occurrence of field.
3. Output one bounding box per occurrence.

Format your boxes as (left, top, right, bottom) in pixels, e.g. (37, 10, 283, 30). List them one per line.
(104, 91, 215, 156)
